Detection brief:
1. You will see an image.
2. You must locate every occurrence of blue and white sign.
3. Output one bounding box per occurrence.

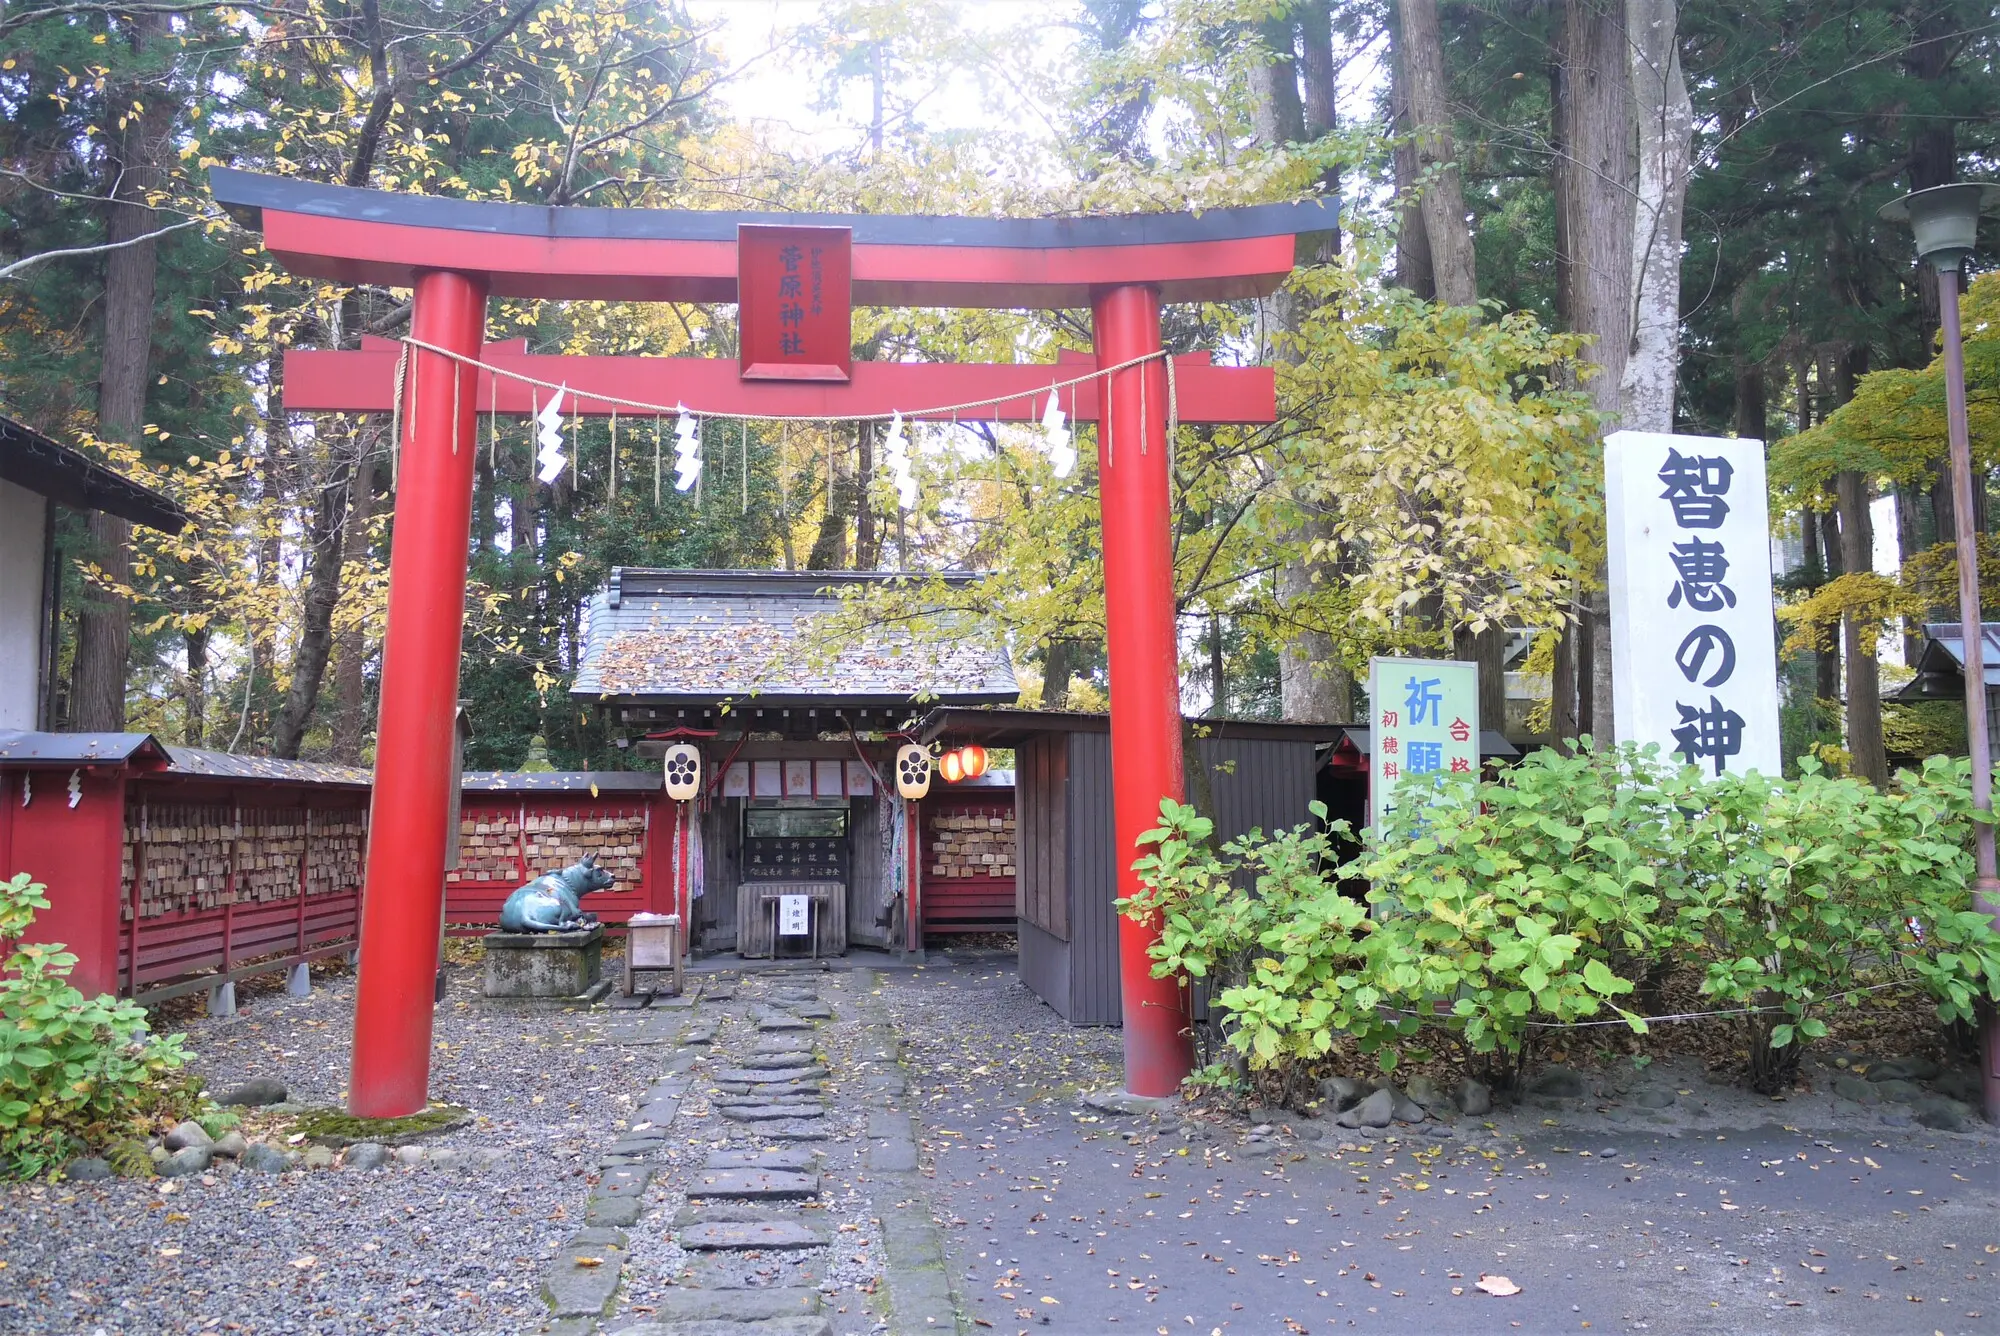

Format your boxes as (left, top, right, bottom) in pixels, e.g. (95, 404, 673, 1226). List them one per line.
(1367, 655, 1480, 825)
(1604, 430, 1781, 776)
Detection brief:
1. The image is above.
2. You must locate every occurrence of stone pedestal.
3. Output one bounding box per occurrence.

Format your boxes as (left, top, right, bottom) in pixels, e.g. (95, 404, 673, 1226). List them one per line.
(483, 925, 603, 998)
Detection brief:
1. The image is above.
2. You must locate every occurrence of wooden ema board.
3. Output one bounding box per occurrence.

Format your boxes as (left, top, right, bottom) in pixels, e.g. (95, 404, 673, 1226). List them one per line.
(447, 809, 645, 889)
(121, 803, 365, 921)
(923, 800, 1018, 935)
(927, 808, 1017, 880)
(116, 799, 367, 994)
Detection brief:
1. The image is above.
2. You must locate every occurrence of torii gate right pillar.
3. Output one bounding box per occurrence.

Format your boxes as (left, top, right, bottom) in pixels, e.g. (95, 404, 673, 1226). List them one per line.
(1093, 283, 1196, 1096)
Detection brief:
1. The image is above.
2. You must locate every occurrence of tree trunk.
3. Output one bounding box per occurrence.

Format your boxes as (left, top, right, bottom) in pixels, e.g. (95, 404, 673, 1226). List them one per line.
(1803, 508, 1840, 704)
(329, 447, 378, 764)
(1397, 0, 1478, 307)
(1389, 5, 1435, 298)
(1554, 0, 1635, 742)
(1732, 361, 1765, 439)
(1296, 0, 1341, 262)
(1041, 638, 1079, 711)
(1904, 7, 1957, 333)
(853, 425, 878, 569)
(183, 625, 209, 747)
(1894, 480, 1922, 664)
(271, 435, 363, 758)
(1620, 0, 1691, 432)
(1551, 618, 1580, 744)
(473, 447, 495, 553)
(1399, 0, 1494, 704)
(1277, 540, 1354, 722)
(809, 431, 853, 570)
(1452, 624, 1508, 739)
(1252, 14, 1352, 724)
(1249, 11, 1304, 147)
(1837, 470, 1886, 784)
(1207, 616, 1227, 716)
(73, 15, 171, 731)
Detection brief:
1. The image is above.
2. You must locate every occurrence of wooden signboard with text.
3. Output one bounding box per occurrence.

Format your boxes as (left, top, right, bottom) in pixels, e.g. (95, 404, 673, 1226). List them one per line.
(738, 224, 852, 381)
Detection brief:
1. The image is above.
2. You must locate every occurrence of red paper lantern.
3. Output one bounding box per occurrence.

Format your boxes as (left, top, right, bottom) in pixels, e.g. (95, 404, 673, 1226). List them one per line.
(939, 749, 965, 784)
(959, 744, 989, 779)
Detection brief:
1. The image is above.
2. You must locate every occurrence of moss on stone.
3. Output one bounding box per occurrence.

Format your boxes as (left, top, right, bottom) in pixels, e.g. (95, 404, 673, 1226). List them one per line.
(286, 1103, 472, 1148)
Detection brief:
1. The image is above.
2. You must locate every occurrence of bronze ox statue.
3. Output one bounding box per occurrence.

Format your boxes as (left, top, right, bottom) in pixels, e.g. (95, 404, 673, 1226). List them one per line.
(498, 854, 617, 933)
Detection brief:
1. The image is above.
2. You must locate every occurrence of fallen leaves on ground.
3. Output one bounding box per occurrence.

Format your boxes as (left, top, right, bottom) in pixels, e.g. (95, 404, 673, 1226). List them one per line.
(1476, 1274, 1521, 1296)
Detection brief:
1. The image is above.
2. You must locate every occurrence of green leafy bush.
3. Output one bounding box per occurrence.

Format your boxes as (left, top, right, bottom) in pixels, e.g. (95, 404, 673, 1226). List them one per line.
(1130, 803, 1372, 1101)
(1126, 745, 2000, 1097)
(0, 872, 194, 1177)
(1678, 757, 2000, 1091)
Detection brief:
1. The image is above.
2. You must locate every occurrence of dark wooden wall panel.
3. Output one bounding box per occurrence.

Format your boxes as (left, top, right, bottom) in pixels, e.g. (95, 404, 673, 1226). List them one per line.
(1195, 737, 1319, 846)
(1066, 731, 1122, 1025)
(847, 796, 895, 948)
(1058, 732, 1323, 1029)
(1017, 736, 1069, 940)
(695, 800, 738, 952)
(1017, 918, 1072, 1020)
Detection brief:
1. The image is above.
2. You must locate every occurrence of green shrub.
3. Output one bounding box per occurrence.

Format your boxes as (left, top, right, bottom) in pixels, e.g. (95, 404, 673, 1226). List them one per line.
(1126, 744, 2000, 1097)
(1355, 746, 1695, 1082)
(1129, 802, 1372, 1100)
(1677, 757, 2000, 1091)
(0, 872, 194, 1177)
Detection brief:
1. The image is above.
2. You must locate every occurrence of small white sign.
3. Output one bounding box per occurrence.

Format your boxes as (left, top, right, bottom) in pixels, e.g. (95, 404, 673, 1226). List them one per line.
(1605, 431, 1781, 776)
(1367, 656, 1480, 825)
(777, 894, 810, 937)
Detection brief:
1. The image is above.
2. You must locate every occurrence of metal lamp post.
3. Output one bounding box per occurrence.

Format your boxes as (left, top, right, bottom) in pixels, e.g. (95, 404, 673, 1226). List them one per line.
(1880, 182, 2000, 1124)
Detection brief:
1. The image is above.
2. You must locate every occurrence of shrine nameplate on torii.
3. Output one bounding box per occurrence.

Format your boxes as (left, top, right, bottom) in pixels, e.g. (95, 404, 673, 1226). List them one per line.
(208, 167, 1328, 1116)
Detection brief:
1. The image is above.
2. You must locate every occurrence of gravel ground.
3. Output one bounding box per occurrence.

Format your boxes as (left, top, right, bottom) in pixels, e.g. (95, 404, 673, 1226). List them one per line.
(0, 960, 633, 1335)
(608, 968, 890, 1334)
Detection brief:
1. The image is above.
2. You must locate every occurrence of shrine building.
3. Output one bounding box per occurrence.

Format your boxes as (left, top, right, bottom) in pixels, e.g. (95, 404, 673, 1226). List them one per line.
(571, 567, 1019, 960)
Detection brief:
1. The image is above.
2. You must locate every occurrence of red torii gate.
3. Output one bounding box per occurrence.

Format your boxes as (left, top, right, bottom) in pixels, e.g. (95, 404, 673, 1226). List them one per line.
(209, 169, 1322, 1117)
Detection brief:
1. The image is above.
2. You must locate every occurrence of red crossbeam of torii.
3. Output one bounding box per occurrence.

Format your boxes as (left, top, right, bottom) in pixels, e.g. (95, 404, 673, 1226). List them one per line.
(208, 168, 1328, 1118)
(287, 339, 1270, 423)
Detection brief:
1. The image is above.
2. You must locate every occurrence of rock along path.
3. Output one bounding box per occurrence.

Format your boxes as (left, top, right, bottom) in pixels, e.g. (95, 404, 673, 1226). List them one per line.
(539, 967, 960, 1336)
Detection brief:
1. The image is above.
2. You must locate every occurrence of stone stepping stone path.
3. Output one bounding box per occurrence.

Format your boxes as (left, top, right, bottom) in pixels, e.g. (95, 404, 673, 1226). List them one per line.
(537, 968, 960, 1336)
(693, 1167, 821, 1200)
(718, 1102, 826, 1122)
(676, 1217, 827, 1251)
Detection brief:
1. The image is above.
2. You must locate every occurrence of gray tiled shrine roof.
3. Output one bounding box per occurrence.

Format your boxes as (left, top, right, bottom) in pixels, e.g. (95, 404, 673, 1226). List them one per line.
(0, 730, 370, 786)
(571, 569, 1020, 707)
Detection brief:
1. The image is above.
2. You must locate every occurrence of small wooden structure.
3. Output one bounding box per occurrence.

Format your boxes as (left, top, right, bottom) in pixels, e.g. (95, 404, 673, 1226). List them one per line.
(0, 414, 186, 732)
(919, 770, 1018, 935)
(571, 568, 1019, 959)
(0, 730, 368, 1001)
(622, 913, 684, 997)
(920, 709, 1346, 1025)
(1889, 622, 2000, 759)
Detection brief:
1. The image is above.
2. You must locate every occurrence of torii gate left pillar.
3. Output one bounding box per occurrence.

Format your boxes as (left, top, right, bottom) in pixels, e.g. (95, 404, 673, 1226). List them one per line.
(349, 270, 489, 1117)
(205, 167, 1321, 1116)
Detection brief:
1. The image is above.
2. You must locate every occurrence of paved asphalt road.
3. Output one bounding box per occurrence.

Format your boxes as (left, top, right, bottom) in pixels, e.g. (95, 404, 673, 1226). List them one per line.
(891, 962, 2000, 1336)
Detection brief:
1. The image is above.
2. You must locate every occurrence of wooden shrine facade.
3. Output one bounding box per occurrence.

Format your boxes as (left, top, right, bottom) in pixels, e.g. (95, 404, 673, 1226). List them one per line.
(572, 568, 1019, 961)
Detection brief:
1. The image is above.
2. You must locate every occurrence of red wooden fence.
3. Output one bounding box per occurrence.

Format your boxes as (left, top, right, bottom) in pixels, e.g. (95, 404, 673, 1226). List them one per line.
(0, 731, 1015, 1001)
